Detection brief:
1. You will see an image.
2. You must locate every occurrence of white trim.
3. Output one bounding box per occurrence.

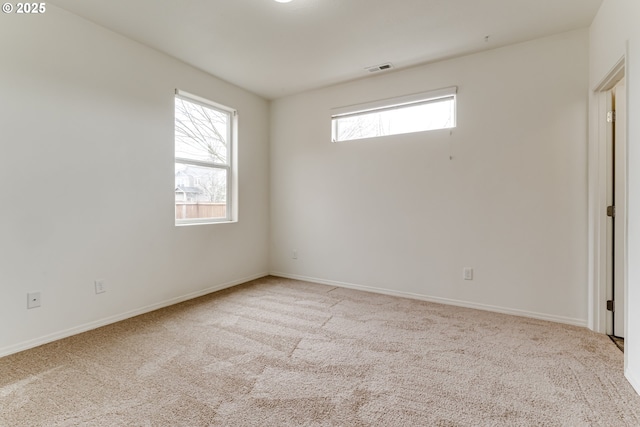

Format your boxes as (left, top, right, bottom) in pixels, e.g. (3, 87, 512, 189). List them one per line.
(594, 57, 625, 92)
(175, 89, 237, 115)
(175, 156, 229, 170)
(175, 216, 236, 226)
(330, 86, 458, 117)
(627, 367, 640, 396)
(330, 88, 457, 143)
(270, 272, 587, 328)
(174, 90, 237, 225)
(588, 54, 627, 334)
(0, 272, 269, 359)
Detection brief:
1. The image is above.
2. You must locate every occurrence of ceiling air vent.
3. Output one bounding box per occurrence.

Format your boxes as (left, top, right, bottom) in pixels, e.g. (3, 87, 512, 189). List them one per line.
(366, 63, 394, 73)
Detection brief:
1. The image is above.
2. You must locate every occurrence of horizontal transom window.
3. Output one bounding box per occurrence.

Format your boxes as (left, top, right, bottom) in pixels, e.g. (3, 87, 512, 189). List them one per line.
(331, 86, 457, 142)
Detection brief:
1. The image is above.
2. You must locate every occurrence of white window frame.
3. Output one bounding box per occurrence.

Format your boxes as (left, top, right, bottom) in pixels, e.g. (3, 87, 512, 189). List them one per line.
(330, 86, 457, 142)
(174, 89, 237, 226)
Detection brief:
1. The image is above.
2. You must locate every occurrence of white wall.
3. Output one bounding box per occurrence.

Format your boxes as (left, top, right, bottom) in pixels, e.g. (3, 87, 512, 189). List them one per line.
(590, 0, 640, 394)
(271, 30, 589, 326)
(2, 3, 632, 393)
(0, 6, 270, 356)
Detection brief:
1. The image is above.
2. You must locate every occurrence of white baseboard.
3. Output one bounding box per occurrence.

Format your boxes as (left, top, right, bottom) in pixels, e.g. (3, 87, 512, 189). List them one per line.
(270, 271, 588, 328)
(0, 272, 269, 359)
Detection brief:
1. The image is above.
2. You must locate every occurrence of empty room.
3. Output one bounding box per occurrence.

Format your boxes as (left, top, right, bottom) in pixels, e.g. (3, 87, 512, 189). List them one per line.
(1, 0, 640, 425)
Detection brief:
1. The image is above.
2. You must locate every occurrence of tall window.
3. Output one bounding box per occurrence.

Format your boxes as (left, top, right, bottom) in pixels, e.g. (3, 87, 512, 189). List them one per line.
(331, 86, 457, 142)
(174, 90, 235, 225)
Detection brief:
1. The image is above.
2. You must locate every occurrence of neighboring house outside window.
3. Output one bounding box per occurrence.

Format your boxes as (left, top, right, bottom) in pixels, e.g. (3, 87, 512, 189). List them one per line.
(174, 90, 236, 224)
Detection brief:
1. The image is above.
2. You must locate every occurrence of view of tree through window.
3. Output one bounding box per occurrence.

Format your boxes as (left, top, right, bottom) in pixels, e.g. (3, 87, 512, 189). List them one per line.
(175, 93, 233, 223)
(331, 89, 456, 142)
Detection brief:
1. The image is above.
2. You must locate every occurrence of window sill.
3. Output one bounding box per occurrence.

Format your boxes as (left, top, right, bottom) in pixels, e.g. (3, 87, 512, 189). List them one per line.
(175, 219, 237, 227)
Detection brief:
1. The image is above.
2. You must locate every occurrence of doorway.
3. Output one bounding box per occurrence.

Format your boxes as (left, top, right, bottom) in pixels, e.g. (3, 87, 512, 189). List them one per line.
(606, 77, 627, 340)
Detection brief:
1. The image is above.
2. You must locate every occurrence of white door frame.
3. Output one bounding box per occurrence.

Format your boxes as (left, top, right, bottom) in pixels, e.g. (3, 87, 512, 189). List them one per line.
(613, 77, 627, 338)
(589, 55, 627, 335)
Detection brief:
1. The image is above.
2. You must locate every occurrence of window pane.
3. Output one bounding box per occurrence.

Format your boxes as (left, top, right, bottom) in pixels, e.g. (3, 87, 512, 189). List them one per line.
(175, 163, 227, 220)
(333, 97, 455, 142)
(175, 97, 229, 164)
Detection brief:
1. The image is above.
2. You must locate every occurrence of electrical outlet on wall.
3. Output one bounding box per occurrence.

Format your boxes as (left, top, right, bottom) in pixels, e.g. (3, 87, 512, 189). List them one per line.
(292, 249, 298, 260)
(463, 267, 474, 281)
(27, 292, 41, 309)
(94, 279, 106, 294)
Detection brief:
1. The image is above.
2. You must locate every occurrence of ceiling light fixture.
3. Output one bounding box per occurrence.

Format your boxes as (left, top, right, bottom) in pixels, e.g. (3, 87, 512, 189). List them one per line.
(274, 0, 292, 3)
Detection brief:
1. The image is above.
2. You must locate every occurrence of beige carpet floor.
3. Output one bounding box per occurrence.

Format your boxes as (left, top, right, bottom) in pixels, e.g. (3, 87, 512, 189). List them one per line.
(1, 276, 639, 426)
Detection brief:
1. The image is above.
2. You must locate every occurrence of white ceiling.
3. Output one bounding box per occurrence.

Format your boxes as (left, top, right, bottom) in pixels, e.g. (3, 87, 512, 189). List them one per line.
(49, 0, 602, 100)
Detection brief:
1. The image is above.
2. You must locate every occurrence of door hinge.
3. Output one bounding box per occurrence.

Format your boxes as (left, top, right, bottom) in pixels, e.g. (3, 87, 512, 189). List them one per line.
(607, 300, 615, 312)
(607, 205, 616, 217)
(607, 110, 616, 123)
